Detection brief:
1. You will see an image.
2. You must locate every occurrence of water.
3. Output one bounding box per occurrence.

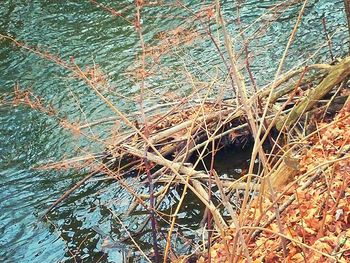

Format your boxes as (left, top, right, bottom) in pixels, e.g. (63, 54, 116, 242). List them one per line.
(0, 0, 348, 262)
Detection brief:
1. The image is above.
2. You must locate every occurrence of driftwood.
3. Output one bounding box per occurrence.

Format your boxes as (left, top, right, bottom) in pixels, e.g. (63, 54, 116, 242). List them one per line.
(103, 58, 349, 181)
(276, 56, 350, 130)
(43, 57, 350, 240)
(105, 58, 349, 173)
(98, 58, 349, 236)
(267, 156, 300, 193)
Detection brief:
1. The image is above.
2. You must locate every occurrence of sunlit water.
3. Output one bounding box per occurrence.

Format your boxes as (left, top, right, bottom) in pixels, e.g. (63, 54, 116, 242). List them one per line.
(0, 0, 348, 262)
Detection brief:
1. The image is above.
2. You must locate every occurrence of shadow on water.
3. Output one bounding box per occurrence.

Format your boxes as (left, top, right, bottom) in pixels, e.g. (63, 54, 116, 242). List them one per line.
(192, 140, 254, 179)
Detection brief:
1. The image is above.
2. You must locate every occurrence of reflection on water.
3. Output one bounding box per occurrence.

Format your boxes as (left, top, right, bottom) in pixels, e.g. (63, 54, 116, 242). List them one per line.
(0, 0, 348, 261)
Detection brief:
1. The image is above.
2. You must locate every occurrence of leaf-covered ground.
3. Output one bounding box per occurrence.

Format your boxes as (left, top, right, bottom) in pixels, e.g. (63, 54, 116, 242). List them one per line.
(202, 101, 350, 262)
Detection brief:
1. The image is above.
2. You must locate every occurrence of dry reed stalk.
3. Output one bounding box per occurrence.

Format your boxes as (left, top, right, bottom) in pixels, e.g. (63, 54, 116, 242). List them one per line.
(243, 0, 309, 208)
(163, 85, 216, 262)
(134, 0, 160, 260)
(344, 0, 350, 51)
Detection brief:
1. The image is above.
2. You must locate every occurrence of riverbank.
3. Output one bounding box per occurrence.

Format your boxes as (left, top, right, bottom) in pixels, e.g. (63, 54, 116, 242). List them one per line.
(198, 100, 350, 262)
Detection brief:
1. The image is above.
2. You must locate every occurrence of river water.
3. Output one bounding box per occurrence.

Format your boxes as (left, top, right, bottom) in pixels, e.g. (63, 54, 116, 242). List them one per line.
(0, 1, 348, 262)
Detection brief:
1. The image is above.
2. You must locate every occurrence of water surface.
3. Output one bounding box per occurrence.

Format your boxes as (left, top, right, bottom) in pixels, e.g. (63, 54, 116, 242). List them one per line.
(0, 0, 348, 262)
